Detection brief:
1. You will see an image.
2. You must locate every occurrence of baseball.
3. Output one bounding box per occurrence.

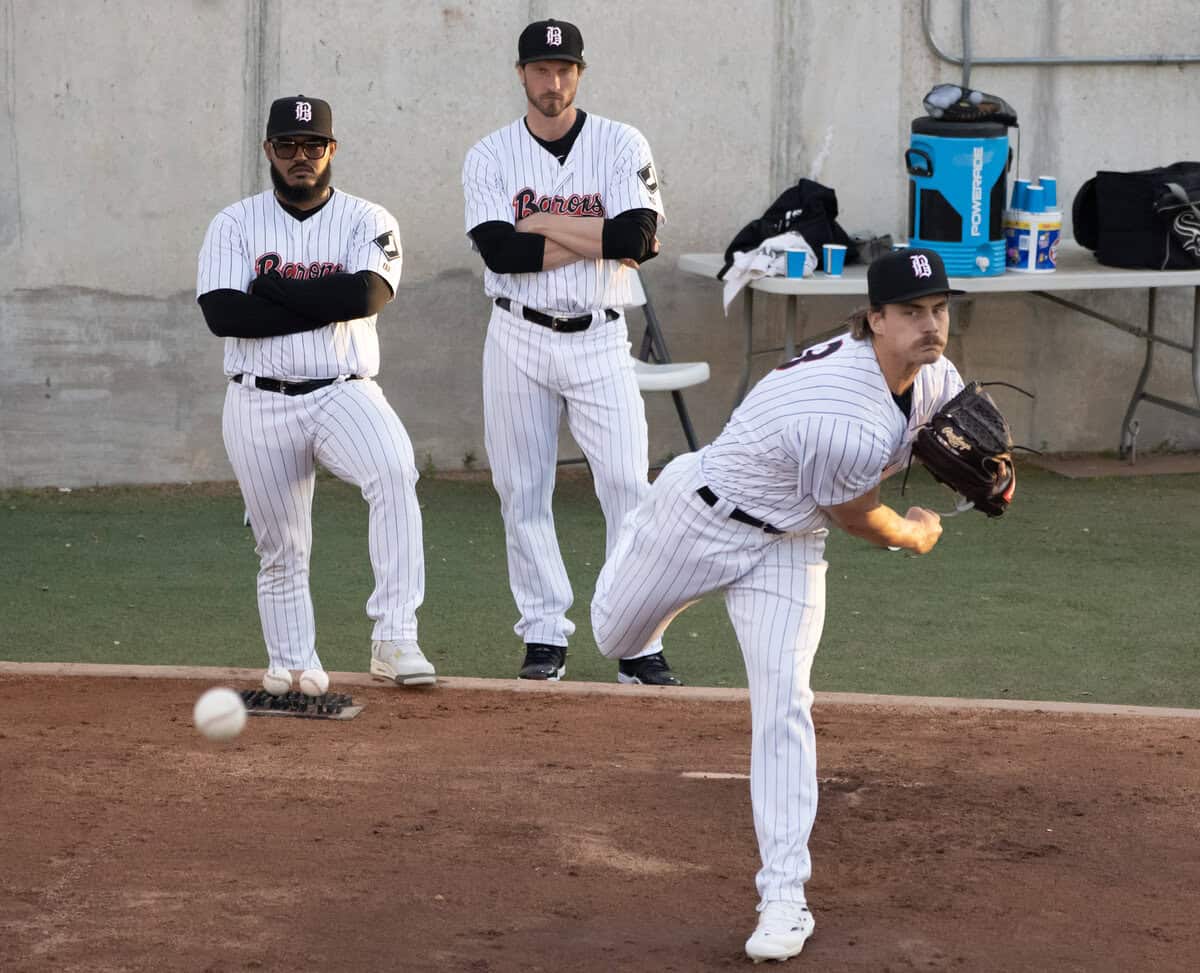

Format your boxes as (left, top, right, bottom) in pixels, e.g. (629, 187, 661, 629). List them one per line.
(262, 668, 293, 696)
(299, 668, 329, 697)
(193, 687, 247, 742)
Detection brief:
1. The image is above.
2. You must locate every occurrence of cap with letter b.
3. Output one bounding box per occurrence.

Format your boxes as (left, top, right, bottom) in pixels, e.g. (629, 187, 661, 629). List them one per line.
(867, 248, 965, 305)
(266, 95, 334, 140)
(518, 19, 586, 66)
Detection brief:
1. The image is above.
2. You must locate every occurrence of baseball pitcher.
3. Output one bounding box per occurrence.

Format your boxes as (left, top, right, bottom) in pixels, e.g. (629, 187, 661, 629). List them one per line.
(592, 249, 1016, 962)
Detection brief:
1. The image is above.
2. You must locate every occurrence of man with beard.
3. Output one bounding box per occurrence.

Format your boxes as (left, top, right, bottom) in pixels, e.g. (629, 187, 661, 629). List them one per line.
(591, 248, 966, 962)
(196, 95, 435, 696)
(462, 19, 678, 685)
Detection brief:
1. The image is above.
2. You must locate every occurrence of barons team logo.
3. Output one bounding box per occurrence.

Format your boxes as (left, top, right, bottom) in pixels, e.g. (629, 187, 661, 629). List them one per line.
(910, 253, 933, 278)
(512, 187, 605, 220)
(255, 252, 344, 279)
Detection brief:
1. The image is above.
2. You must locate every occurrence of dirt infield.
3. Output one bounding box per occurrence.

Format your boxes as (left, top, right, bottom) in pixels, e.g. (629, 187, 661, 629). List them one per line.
(2, 671, 1198, 972)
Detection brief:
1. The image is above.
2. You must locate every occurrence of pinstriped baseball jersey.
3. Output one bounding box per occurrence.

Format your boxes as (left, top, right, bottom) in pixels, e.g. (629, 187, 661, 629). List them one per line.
(701, 334, 964, 531)
(196, 189, 402, 380)
(462, 113, 664, 313)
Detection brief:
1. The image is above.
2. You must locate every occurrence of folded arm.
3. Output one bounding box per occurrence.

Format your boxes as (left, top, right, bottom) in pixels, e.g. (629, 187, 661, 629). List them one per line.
(250, 270, 392, 323)
(517, 208, 659, 264)
(198, 289, 328, 339)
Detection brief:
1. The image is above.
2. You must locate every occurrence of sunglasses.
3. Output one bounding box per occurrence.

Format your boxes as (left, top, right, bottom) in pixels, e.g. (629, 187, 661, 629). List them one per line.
(270, 138, 331, 160)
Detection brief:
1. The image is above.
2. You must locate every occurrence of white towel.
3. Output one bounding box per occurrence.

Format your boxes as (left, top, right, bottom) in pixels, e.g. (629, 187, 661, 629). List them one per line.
(721, 232, 817, 312)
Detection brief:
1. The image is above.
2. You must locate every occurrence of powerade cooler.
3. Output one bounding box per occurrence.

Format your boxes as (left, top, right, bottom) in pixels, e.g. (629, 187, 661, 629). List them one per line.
(905, 118, 1009, 276)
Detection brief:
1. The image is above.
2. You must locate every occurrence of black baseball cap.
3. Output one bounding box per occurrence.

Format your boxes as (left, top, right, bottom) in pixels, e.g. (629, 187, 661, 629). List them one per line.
(518, 19, 586, 66)
(867, 248, 965, 305)
(266, 95, 334, 140)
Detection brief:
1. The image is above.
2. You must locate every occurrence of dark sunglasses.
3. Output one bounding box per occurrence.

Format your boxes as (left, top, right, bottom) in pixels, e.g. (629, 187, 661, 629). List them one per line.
(270, 138, 331, 160)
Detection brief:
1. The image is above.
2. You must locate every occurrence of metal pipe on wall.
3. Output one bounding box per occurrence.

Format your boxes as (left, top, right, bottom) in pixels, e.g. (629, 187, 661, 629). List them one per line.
(922, 0, 1200, 88)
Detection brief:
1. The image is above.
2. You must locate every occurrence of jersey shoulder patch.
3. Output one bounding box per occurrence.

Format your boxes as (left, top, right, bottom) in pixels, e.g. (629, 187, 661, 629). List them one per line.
(637, 163, 659, 194)
(373, 231, 401, 260)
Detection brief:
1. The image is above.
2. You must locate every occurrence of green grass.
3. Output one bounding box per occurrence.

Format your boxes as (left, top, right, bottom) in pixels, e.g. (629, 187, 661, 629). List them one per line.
(2, 465, 1198, 707)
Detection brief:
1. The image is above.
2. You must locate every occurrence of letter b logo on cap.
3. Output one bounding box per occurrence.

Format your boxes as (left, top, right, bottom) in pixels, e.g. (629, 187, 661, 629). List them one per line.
(910, 254, 933, 278)
(546, 25, 562, 45)
(295, 101, 312, 122)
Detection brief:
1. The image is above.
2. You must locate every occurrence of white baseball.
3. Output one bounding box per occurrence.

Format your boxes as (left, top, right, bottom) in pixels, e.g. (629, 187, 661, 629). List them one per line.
(299, 668, 330, 697)
(193, 687, 247, 742)
(262, 668, 293, 696)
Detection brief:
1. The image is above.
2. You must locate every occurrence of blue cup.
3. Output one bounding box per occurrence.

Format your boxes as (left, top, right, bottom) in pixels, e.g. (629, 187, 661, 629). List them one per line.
(1025, 185, 1045, 214)
(822, 243, 847, 276)
(1011, 178, 1031, 211)
(1038, 175, 1058, 208)
(786, 249, 807, 277)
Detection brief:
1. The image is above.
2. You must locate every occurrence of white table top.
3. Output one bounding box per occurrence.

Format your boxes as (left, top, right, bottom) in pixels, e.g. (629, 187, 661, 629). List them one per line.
(677, 243, 1200, 294)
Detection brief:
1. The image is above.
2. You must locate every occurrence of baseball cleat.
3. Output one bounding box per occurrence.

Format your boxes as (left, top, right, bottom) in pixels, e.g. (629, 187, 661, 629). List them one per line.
(745, 902, 815, 963)
(262, 666, 293, 696)
(518, 643, 566, 681)
(370, 640, 436, 687)
(617, 651, 682, 686)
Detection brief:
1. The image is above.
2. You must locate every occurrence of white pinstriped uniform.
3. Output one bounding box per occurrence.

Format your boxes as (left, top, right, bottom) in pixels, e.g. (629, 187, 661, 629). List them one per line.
(463, 114, 665, 649)
(197, 189, 423, 673)
(593, 334, 963, 907)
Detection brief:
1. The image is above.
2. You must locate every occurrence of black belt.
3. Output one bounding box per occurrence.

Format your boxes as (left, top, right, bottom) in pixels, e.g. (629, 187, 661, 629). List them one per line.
(697, 486, 783, 534)
(231, 374, 362, 396)
(495, 297, 618, 332)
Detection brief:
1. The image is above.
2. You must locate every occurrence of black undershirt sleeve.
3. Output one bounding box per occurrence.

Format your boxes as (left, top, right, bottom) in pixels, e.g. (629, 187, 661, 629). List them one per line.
(198, 289, 327, 339)
(250, 270, 392, 322)
(470, 207, 658, 275)
(198, 272, 392, 339)
(469, 222, 547, 274)
(601, 208, 659, 263)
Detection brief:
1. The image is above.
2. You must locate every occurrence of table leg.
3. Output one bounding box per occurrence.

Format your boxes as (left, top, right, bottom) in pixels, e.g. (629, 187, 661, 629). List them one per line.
(734, 288, 754, 413)
(1192, 286, 1200, 406)
(1119, 289, 1157, 459)
(784, 295, 797, 361)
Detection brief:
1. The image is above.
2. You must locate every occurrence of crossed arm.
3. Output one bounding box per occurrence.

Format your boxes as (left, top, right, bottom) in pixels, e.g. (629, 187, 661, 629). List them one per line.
(198, 271, 393, 339)
(470, 209, 659, 274)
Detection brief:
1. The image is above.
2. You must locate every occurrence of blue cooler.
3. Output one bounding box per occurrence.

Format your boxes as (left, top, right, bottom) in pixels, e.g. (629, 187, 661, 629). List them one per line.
(905, 118, 1009, 276)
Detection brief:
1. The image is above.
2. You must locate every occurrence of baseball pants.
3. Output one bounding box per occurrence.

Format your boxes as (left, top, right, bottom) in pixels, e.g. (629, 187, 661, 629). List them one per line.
(223, 377, 424, 671)
(592, 450, 828, 907)
(483, 301, 660, 657)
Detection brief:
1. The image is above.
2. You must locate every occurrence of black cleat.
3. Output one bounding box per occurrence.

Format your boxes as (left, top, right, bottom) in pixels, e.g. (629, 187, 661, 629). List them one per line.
(617, 651, 682, 686)
(518, 643, 567, 681)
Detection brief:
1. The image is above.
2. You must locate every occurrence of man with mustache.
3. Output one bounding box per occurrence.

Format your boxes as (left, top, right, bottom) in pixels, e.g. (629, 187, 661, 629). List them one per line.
(462, 19, 678, 685)
(592, 248, 965, 962)
(196, 95, 434, 697)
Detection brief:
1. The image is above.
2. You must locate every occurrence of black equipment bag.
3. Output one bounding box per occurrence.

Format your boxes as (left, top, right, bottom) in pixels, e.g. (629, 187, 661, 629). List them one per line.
(718, 178, 857, 279)
(1073, 162, 1200, 270)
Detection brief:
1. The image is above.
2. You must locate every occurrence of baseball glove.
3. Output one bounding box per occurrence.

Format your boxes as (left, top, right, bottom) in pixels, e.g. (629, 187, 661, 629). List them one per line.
(912, 382, 1016, 517)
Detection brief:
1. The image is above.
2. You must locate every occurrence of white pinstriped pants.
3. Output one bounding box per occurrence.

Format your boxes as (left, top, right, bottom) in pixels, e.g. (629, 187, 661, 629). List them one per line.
(222, 378, 424, 672)
(592, 451, 827, 907)
(483, 302, 659, 656)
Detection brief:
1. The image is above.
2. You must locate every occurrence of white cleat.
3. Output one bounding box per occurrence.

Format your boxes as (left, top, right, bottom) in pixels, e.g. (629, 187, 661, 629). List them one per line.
(262, 666, 293, 696)
(745, 901, 815, 964)
(370, 640, 436, 687)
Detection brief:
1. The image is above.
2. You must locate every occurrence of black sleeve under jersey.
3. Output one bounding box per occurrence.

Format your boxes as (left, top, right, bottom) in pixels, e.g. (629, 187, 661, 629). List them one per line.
(197, 290, 327, 339)
(469, 222, 547, 274)
(249, 270, 392, 323)
(601, 208, 659, 263)
(470, 207, 659, 274)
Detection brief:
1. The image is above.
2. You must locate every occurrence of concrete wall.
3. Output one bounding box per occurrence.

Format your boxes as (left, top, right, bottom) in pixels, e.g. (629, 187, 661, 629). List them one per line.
(2, 0, 1198, 487)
